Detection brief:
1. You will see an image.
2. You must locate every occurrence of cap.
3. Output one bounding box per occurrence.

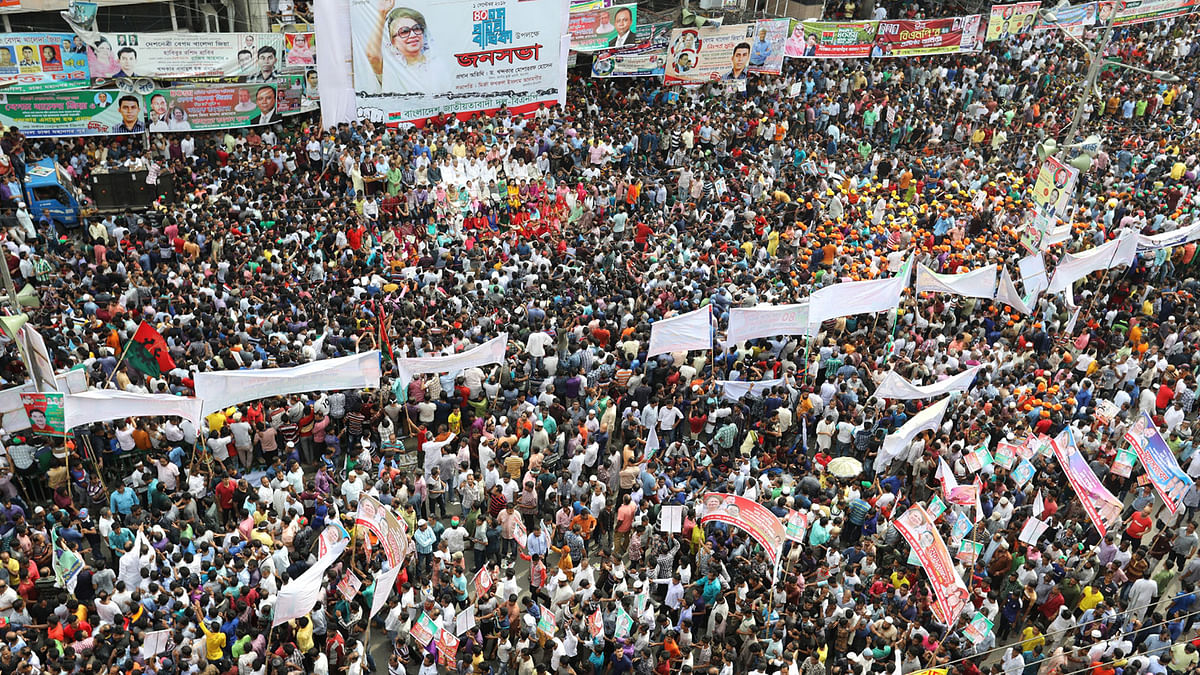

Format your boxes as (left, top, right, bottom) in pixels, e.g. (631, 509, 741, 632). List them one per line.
(418, 519, 428, 526)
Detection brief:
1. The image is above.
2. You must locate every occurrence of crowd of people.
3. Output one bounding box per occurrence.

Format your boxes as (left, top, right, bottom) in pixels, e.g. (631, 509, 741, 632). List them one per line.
(0, 5, 1199, 675)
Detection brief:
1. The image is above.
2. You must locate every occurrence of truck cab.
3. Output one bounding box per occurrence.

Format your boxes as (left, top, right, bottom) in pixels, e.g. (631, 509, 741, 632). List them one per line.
(8, 158, 91, 230)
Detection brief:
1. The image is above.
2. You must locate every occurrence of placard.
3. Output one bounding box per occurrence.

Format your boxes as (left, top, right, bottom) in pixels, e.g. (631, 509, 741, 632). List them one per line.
(0, 34, 90, 93)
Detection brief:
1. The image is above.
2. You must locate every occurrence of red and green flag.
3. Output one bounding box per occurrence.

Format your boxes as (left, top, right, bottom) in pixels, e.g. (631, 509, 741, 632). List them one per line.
(125, 321, 175, 377)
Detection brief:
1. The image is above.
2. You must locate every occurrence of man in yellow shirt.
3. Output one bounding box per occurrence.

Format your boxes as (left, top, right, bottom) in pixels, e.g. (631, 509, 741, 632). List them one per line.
(1078, 585, 1104, 611)
(1020, 625, 1045, 653)
(194, 602, 227, 662)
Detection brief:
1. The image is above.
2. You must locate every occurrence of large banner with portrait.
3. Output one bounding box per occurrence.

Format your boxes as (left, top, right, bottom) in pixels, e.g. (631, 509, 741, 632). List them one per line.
(784, 20, 878, 58)
(1032, 156, 1078, 217)
(699, 492, 786, 575)
(1031, 2, 1098, 34)
(985, 2, 1040, 41)
(0, 90, 123, 137)
(1104, 0, 1200, 25)
(892, 504, 971, 624)
(80, 32, 287, 82)
(568, 3, 637, 51)
(747, 18, 789, 75)
(145, 84, 279, 131)
(283, 32, 317, 70)
(1125, 413, 1194, 514)
(663, 24, 761, 85)
(590, 46, 665, 78)
(873, 16, 983, 57)
(347, 0, 567, 124)
(0, 33, 91, 93)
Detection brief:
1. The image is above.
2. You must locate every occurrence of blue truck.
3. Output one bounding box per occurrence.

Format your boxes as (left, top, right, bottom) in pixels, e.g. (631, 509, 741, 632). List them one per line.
(5, 158, 93, 229)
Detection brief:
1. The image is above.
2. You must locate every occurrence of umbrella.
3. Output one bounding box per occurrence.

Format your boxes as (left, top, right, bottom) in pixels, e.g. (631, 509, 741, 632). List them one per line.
(826, 457, 863, 479)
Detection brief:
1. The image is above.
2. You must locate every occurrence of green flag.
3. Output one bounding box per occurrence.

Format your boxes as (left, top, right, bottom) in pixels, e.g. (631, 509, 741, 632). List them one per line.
(51, 529, 82, 592)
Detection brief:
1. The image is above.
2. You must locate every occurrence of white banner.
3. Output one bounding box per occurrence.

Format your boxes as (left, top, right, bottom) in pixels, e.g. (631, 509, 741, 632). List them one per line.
(315, 0, 356, 127)
(369, 564, 403, 620)
(64, 390, 204, 430)
(914, 264, 997, 299)
(1047, 230, 1138, 294)
(995, 267, 1033, 315)
(395, 334, 507, 387)
(874, 365, 982, 400)
(346, 0, 568, 123)
(809, 264, 909, 326)
(1138, 222, 1200, 252)
(1017, 254, 1049, 298)
(273, 536, 350, 626)
(725, 303, 813, 345)
(716, 377, 787, 401)
(877, 395, 952, 471)
(195, 351, 381, 415)
(81, 32, 287, 81)
(647, 306, 712, 357)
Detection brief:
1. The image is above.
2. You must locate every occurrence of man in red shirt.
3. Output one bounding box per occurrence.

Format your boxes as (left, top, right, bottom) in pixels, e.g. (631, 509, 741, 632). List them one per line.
(613, 494, 638, 557)
(214, 475, 238, 527)
(1124, 505, 1153, 547)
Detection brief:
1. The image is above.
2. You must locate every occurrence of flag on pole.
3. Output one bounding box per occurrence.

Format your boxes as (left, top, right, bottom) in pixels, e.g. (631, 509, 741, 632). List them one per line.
(51, 529, 82, 593)
(126, 321, 176, 377)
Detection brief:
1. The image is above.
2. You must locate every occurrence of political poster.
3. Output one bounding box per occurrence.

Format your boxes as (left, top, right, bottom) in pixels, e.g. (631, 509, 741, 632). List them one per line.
(588, 608, 605, 638)
(1111, 446, 1137, 477)
(355, 494, 410, 565)
(20, 392, 65, 437)
(1032, 156, 1078, 217)
(347, 0, 568, 124)
(317, 522, 350, 557)
(536, 605, 557, 637)
(0, 34, 90, 93)
(892, 505, 971, 624)
(632, 21, 674, 47)
(435, 628, 458, 667)
(1012, 459, 1036, 486)
(614, 607, 634, 638)
(873, 16, 984, 57)
(956, 540, 982, 565)
(336, 570, 362, 600)
(284, 32, 316, 69)
(699, 492, 786, 575)
(0, 90, 126, 138)
(409, 612, 439, 647)
(1124, 412, 1194, 514)
(1051, 430, 1123, 536)
(472, 567, 493, 597)
(276, 74, 317, 115)
(986, 2, 1040, 41)
(1031, 2, 1097, 34)
(569, 3, 637, 51)
(962, 612, 994, 644)
(747, 18, 789, 75)
(664, 24, 760, 85)
(1104, 0, 1200, 25)
(783, 20, 878, 58)
(927, 496, 947, 519)
(590, 46, 666, 78)
(79, 32, 286, 82)
(145, 85, 278, 132)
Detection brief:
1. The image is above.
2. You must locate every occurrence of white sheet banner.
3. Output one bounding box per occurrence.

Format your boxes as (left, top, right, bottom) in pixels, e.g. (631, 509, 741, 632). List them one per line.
(809, 269, 908, 326)
(716, 377, 787, 401)
(369, 564, 403, 620)
(874, 365, 982, 400)
(314, 0, 356, 127)
(273, 536, 350, 626)
(1047, 230, 1138, 294)
(914, 264, 997, 299)
(195, 351, 382, 415)
(995, 267, 1032, 315)
(647, 306, 712, 357)
(877, 395, 952, 471)
(725, 303, 813, 345)
(64, 390, 204, 430)
(1017, 254, 1049, 298)
(1138, 222, 1200, 252)
(395, 334, 508, 387)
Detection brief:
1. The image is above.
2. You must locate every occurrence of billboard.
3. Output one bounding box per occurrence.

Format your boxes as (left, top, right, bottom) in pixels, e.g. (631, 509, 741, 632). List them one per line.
(664, 24, 761, 85)
(0, 90, 124, 137)
(1031, 2, 1098, 34)
(784, 20, 878, 58)
(1032, 156, 1078, 217)
(591, 46, 665, 77)
(81, 32, 287, 82)
(1104, 0, 1200, 25)
(283, 32, 316, 69)
(146, 85, 279, 131)
(348, 0, 568, 124)
(747, 18, 788, 75)
(986, 1, 1040, 41)
(568, 3, 637, 51)
(0, 34, 91, 93)
(873, 16, 983, 57)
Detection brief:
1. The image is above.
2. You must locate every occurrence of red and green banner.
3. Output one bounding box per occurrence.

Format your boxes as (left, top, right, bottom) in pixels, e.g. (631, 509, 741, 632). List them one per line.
(126, 320, 175, 377)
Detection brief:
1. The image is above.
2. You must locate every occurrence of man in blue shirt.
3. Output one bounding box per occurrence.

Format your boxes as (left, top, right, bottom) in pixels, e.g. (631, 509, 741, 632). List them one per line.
(109, 484, 138, 519)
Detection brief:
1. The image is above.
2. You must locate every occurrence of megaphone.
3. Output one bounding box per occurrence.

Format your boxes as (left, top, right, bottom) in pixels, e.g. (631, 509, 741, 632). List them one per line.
(681, 7, 698, 26)
(1069, 154, 1093, 172)
(1036, 138, 1058, 163)
(16, 284, 39, 308)
(706, 14, 723, 27)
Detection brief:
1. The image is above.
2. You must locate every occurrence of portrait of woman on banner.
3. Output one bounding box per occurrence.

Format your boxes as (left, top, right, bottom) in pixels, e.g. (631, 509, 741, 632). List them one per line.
(366, 1, 438, 96)
(87, 36, 120, 79)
